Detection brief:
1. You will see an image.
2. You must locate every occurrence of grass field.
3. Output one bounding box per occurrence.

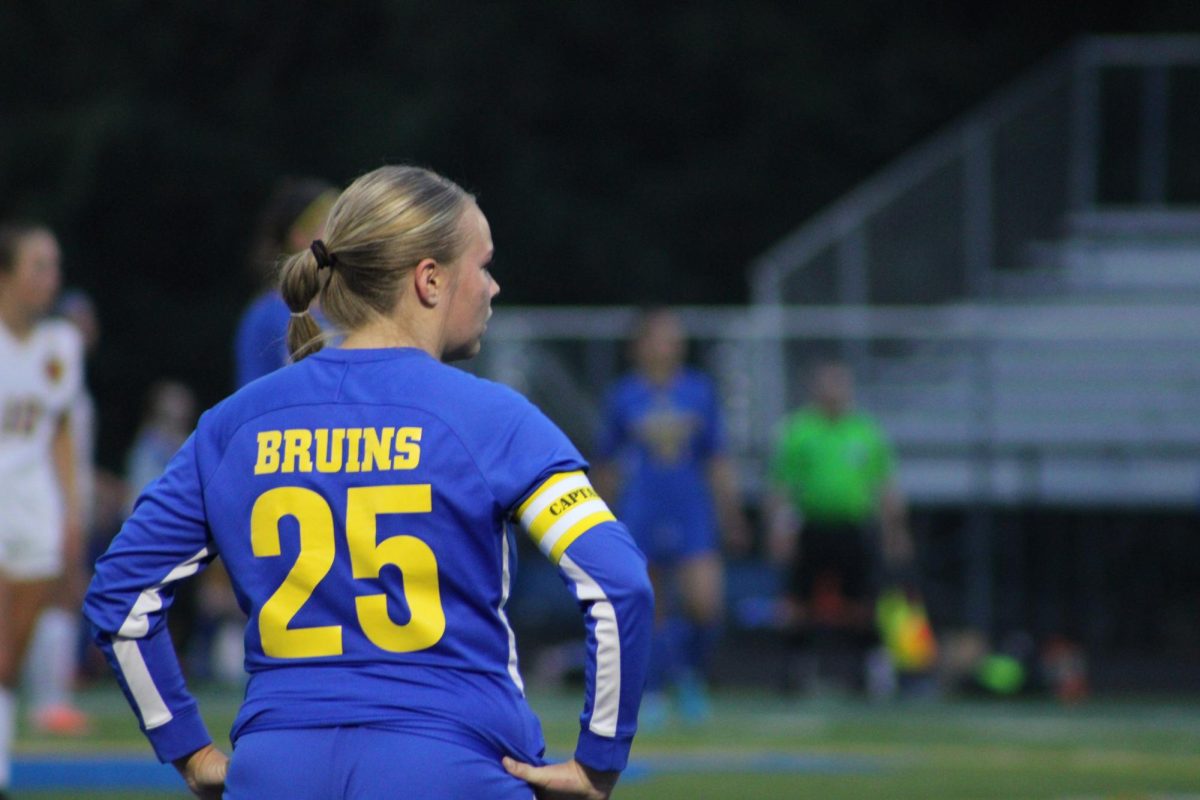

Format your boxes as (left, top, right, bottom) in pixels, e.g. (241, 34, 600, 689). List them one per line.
(12, 683, 1200, 798)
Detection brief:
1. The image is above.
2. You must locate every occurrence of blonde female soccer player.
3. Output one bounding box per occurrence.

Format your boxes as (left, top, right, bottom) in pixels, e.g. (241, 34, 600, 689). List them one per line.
(85, 166, 653, 800)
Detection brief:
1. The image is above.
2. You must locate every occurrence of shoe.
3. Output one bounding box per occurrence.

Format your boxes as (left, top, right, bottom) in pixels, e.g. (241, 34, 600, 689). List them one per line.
(675, 671, 712, 725)
(31, 703, 92, 736)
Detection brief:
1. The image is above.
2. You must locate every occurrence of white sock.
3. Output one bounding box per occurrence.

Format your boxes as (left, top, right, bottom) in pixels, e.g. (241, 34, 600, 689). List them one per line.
(25, 608, 77, 711)
(0, 686, 14, 787)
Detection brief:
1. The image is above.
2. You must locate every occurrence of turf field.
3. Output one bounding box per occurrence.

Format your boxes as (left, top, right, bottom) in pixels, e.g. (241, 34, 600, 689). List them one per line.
(12, 684, 1200, 798)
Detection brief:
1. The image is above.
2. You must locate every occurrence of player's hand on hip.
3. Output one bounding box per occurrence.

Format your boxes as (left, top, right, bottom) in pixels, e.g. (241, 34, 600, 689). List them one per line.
(503, 756, 619, 800)
(173, 743, 228, 800)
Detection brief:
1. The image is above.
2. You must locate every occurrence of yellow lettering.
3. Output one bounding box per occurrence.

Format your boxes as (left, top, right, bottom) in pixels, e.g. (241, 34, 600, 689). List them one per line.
(254, 431, 283, 475)
(362, 427, 395, 472)
(282, 429, 314, 473)
(345, 428, 363, 473)
(315, 428, 345, 473)
(393, 427, 423, 470)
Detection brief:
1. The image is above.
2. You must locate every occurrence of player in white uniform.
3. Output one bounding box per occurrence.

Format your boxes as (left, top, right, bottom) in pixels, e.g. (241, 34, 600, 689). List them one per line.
(21, 290, 100, 736)
(0, 222, 83, 797)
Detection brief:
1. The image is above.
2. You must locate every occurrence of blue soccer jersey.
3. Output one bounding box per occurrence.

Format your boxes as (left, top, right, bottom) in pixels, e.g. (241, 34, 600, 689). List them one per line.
(232, 292, 291, 388)
(85, 347, 653, 773)
(595, 368, 725, 562)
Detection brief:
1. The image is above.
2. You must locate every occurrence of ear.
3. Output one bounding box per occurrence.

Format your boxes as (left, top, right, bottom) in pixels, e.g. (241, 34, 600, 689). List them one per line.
(412, 258, 441, 307)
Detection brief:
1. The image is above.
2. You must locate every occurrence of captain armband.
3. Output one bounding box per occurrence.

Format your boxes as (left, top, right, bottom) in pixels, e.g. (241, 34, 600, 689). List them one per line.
(514, 472, 615, 564)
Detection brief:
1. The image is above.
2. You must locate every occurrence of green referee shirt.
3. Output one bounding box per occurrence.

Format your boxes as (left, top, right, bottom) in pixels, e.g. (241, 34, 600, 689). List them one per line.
(769, 408, 895, 524)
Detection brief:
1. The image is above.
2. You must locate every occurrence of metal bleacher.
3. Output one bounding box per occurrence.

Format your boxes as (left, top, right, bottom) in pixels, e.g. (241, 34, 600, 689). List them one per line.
(746, 36, 1200, 509)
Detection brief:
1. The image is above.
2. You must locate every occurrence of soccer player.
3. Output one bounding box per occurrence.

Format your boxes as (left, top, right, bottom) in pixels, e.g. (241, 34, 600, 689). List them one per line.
(22, 289, 102, 736)
(233, 177, 337, 388)
(85, 166, 653, 799)
(0, 222, 85, 797)
(593, 309, 747, 725)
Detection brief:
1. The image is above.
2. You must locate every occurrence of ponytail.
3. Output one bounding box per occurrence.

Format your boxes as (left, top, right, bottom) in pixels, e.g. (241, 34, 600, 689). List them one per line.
(279, 246, 325, 361)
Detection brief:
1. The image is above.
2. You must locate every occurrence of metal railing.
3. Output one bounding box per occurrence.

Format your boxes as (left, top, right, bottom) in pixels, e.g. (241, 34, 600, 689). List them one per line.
(477, 302, 1200, 507)
(750, 35, 1200, 310)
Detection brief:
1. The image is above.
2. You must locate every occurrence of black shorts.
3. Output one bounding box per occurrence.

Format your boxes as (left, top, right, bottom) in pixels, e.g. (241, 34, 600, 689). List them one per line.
(786, 521, 880, 605)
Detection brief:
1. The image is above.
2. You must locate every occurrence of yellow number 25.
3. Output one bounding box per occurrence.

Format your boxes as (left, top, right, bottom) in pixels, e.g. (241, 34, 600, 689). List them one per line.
(250, 484, 446, 659)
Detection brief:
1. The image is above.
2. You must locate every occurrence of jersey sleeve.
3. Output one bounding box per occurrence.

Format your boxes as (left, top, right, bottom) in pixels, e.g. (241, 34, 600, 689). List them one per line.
(82, 430, 216, 763)
(513, 470, 653, 772)
(59, 323, 85, 409)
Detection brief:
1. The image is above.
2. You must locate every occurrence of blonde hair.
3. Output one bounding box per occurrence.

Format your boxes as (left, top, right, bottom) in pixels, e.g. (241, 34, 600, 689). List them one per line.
(278, 166, 475, 361)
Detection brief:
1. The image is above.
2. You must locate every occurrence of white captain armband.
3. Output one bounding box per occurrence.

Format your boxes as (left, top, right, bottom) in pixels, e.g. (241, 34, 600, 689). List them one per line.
(514, 471, 615, 564)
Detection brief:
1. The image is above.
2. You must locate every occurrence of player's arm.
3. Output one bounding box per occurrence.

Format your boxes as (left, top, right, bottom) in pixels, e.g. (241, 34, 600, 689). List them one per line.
(51, 410, 83, 591)
(871, 428, 912, 568)
(879, 480, 912, 567)
(589, 387, 625, 506)
(82, 432, 224, 777)
(698, 378, 748, 552)
(764, 432, 802, 565)
(706, 454, 750, 553)
(510, 470, 654, 795)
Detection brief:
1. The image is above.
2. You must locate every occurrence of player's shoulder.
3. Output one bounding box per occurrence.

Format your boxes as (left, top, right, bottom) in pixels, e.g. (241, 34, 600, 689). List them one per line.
(849, 411, 887, 437)
(37, 317, 82, 345)
(426, 362, 540, 424)
(243, 291, 287, 318)
(33, 317, 84, 360)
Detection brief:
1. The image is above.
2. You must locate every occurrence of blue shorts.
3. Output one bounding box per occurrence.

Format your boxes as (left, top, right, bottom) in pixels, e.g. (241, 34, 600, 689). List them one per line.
(225, 726, 534, 800)
(621, 504, 718, 566)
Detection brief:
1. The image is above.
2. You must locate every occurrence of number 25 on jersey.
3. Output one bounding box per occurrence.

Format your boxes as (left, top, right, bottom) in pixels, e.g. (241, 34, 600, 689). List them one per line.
(250, 484, 446, 659)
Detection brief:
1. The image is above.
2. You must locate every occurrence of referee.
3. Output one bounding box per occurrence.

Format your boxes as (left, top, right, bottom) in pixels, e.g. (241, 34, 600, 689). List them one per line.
(765, 361, 911, 692)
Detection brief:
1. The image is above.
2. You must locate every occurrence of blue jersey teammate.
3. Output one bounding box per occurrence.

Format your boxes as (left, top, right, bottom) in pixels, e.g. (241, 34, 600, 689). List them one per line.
(85, 166, 653, 800)
(233, 177, 337, 389)
(593, 310, 745, 727)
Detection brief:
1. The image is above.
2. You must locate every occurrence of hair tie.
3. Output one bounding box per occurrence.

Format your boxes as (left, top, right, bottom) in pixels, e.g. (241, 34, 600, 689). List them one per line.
(310, 239, 336, 270)
(289, 311, 309, 317)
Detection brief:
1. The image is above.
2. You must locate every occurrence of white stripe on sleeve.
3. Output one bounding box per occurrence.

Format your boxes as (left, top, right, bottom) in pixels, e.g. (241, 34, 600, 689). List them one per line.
(559, 553, 621, 738)
(118, 546, 211, 639)
(498, 534, 525, 694)
(113, 638, 173, 729)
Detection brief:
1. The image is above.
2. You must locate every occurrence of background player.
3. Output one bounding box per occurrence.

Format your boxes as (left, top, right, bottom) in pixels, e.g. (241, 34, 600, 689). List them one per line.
(0, 222, 85, 797)
(85, 165, 653, 799)
(593, 308, 746, 725)
(21, 289, 102, 736)
(233, 176, 337, 387)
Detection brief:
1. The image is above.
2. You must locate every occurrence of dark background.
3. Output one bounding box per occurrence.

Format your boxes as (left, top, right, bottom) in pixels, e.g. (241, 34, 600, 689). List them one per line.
(3, 1, 1199, 465)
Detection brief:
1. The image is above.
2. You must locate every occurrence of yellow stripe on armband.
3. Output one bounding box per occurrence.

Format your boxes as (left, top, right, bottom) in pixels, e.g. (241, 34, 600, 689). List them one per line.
(515, 471, 614, 563)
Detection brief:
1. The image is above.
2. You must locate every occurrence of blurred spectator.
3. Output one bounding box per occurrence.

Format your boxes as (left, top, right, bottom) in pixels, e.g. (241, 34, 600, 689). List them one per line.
(125, 380, 197, 501)
(593, 309, 748, 725)
(233, 177, 337, 388)
(765, 360, 913, 694)
(23, 289, 103, 735)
